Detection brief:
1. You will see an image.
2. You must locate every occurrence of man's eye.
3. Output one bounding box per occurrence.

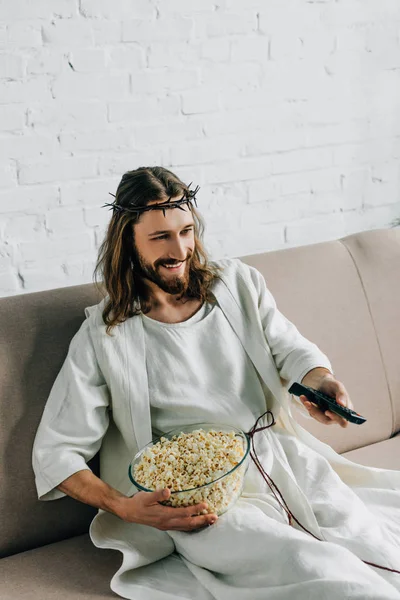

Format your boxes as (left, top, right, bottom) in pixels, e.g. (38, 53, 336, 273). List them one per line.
(152, 229, 192, 241)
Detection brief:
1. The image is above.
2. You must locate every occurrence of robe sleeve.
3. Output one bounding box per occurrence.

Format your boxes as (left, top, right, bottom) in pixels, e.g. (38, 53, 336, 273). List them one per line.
(32, 318, 110, 501)
(247, 265, 334, 417)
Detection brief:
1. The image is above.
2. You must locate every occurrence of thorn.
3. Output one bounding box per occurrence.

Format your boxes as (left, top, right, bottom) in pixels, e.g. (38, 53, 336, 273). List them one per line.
(17, 272, 25, 289)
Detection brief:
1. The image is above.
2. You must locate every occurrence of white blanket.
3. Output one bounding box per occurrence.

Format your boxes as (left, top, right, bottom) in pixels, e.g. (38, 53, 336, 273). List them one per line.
(172, 422, 400, 599)
(91, 420, 400, 599)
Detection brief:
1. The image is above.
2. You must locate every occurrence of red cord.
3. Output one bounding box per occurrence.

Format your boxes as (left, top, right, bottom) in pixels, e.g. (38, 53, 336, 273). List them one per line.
(246, 410, 400, 575)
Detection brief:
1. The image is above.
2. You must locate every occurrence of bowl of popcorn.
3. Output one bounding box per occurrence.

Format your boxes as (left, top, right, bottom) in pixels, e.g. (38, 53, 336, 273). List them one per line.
(128, 423, 250, 516)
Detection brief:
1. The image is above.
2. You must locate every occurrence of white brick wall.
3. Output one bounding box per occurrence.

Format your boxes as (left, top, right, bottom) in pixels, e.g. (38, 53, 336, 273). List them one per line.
(1, 0, 400, 297)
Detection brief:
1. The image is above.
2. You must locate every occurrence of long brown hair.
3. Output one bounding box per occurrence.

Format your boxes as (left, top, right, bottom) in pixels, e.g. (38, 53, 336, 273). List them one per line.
(94, 166, 221, 334)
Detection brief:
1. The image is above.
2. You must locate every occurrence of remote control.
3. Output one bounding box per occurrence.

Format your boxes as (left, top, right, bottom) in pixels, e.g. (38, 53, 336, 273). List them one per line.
(288, 382, 367, 425)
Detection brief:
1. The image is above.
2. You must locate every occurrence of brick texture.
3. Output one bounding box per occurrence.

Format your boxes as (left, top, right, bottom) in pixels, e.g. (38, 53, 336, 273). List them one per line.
(0, 0, 400, 296)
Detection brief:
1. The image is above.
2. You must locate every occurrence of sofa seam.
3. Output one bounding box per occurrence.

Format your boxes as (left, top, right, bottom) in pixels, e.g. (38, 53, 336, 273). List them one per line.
(338, 238, 396, 438)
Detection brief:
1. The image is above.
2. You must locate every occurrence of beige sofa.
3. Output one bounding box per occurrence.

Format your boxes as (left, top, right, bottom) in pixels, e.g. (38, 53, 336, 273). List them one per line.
(1, 227, 399, 599)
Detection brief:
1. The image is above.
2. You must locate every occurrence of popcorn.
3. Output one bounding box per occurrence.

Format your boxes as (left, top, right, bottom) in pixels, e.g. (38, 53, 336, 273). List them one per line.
(133, 428, 248, 515)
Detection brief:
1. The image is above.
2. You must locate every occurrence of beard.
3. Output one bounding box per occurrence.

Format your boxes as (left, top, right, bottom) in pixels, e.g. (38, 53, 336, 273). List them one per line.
(134, 247, 193, 296)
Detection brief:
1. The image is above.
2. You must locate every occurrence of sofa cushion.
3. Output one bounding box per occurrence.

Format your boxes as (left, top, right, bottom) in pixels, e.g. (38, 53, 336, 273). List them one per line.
(1, 534, 120, 599)
(342, 433, 400, 471)
(0, 534, 214, 600)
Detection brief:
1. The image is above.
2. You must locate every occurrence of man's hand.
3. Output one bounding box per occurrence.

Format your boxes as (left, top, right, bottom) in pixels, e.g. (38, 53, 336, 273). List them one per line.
(119, 488, 218, 531)
(299, 368, 354, 428)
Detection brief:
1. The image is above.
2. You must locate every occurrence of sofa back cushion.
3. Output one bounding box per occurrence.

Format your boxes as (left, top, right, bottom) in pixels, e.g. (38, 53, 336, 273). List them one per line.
(341, 229, 400, 434)
(242, 228, 400, 454)
(0, 284, 101, 558)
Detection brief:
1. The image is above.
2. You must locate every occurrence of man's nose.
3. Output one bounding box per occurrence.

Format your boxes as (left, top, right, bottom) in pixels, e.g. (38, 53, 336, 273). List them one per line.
(169, 236, 188, 261)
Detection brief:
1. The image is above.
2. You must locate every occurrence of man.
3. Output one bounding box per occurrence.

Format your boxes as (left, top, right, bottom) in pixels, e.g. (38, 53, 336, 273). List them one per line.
(33, 167, 400, 600)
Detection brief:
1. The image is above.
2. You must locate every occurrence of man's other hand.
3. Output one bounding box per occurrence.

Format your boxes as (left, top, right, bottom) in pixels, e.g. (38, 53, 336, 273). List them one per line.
(300, 369, 354, 428)
(120, 488, 218, 531)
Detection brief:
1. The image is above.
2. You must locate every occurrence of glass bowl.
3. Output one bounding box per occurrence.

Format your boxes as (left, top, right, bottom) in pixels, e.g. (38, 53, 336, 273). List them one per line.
(128, 423, 250, 516)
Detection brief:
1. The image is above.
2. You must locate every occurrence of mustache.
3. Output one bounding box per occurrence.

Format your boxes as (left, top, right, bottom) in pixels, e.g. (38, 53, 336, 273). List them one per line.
(157, 253, 192, 267)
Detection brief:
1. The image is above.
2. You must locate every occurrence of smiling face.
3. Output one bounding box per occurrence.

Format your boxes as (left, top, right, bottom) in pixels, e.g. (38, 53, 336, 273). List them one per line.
(133, 198, 196, 296)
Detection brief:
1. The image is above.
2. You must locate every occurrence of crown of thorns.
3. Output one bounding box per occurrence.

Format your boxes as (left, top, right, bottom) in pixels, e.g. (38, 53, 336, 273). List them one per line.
(102, 183, 200, 218)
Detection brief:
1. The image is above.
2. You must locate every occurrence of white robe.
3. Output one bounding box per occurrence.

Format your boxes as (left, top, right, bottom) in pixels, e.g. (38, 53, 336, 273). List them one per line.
(32, 259, 400, 599)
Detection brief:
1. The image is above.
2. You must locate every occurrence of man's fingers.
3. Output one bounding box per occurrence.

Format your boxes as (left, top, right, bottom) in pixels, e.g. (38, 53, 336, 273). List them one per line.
(163, 502, 209, 517)
(154, 498, 213, 519)
(168, 513, 217, 531)
(147, 490, 209, 513)
(158, 502, 217, 531)
(301, 398, 335, 425)
(301, 397, 321, 414)
(146, 488, 171, 505)
(308, 405, 348, 427)
(325, 410, 348, 428)
(337, 395, 354, 411)
(319, 380, 354, 411)
(182, 503, 209, 517)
